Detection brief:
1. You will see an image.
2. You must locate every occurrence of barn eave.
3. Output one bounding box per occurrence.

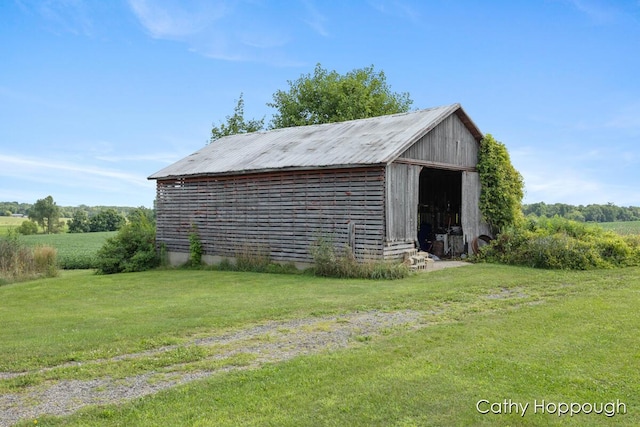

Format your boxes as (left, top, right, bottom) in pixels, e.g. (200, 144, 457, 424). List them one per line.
(148, 162, 388, 181)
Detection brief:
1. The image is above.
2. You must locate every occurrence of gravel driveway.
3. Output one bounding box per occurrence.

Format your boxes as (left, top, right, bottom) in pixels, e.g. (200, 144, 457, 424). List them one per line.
(0, 309, 427, 426)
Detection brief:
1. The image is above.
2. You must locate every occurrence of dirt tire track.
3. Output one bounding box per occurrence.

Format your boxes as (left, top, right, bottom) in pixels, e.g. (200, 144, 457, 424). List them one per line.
(1, 309, 426, 426)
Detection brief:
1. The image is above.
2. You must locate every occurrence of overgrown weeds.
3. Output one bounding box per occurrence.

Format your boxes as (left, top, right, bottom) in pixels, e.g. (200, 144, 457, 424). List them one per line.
(33, 245, 58, 278)
(0, 231, 58, 284)
(213, 244, 298, 274)
(235, 243, 271, 272)
(178, 236, 408, 279)
(311, 236, 409, 279)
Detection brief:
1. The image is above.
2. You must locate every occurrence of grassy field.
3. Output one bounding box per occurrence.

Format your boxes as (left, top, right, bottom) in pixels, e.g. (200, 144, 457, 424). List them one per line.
(0, 216, 26, 235)
(1, 265, 638, 426)
(599, 220, 640, 235)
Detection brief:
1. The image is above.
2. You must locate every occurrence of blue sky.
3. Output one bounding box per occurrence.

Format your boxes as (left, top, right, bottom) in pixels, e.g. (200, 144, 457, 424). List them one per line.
(1, 0, 639, 208)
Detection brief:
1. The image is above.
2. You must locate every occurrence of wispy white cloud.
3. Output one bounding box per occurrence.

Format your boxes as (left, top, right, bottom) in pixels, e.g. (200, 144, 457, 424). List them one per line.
(605, 102, 640, 132)
(302, 0, 329, 37)
(236, 21, 290, 50)
(522, 168, 604, 204)
(95, 152, 186, 164)
(511, 145, 640, 205)
(0, 85, 62, 110)
(0, 154, 149, 184)
(16, 0, 96, 36)
(0, 153, 157, 206)
(127, 0, 255, 61)
(126, 0, 313, 65)
(127, 0, 228, 39)
(565, 0, 619, 24)
(368, 0, 421, 23)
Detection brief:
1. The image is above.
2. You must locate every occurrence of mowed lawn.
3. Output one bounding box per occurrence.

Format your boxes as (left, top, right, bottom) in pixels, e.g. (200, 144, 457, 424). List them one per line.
(2, 264, 639, 426)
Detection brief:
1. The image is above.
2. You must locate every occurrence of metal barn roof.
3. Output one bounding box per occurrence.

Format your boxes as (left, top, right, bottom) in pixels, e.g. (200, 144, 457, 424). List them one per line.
(149, 103, 481, 180)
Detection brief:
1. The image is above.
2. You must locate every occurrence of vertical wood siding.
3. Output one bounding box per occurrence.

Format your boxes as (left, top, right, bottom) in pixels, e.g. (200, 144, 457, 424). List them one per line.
(461, 171, 493, 243)
(385, 163, 420, 242)
(156, 167, 386, 263)
(399, 114, 478, 167)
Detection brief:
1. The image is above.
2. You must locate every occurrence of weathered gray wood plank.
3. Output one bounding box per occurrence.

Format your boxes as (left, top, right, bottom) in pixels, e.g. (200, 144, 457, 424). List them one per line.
(156, 167, 386, 263)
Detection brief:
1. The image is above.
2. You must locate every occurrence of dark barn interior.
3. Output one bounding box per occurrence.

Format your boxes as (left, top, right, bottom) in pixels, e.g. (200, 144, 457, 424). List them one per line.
(417, 167, 464, 257)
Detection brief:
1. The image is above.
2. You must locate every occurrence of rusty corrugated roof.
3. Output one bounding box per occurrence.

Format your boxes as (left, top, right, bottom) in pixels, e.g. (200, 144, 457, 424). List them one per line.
(149, 103, 480, 180)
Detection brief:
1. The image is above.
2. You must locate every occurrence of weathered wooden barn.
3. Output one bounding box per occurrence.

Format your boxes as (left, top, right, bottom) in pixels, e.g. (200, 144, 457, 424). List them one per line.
(148, 103, 491, 266)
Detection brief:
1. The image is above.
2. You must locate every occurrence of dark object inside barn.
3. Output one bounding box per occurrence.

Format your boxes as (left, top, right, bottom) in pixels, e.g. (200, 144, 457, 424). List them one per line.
(418, 168, 465, 257)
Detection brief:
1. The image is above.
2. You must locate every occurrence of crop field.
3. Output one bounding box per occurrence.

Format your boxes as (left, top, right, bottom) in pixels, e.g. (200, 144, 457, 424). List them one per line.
(0, 217, 71, 235)
(599, 221, 640, 235)
(20, 231, 115, 269)
(1, 265, 639, 426)
(0, 216, 26, 235)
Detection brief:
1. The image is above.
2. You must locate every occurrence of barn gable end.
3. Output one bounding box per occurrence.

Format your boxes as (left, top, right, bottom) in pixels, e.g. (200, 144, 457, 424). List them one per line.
(398, 113, 479, 168)
(383, 111, 487, 258)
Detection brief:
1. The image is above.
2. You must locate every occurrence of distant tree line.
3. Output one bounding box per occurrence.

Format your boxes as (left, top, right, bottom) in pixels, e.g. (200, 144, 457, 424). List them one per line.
(523, 202, 640, 222)
(1, 198, 152, 235)
(1, 201, 141, 220)
(67, 208, 126, 233)
(0, 202, 32, 217)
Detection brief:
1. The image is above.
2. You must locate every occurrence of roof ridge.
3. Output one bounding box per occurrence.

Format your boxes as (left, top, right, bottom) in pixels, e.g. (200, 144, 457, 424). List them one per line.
(219, 103, 461, 139)
(149, 103, 476, 180)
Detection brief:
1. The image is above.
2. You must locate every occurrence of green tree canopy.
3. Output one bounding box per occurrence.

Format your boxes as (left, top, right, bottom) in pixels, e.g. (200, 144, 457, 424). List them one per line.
(28, 195, 61, 234)
(268, 64, 413, 129)
(89, 208, 126, 232)
(477, 134, 524, 234)
(210, 93, 265, 143)
(68, 210, 90, 233)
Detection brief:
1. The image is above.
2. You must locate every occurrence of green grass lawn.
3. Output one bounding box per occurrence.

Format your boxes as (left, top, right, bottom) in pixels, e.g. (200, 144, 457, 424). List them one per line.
(2, 265, 639, 426)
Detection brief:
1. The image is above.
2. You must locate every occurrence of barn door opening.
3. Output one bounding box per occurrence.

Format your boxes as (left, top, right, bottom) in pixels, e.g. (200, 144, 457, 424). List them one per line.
(417, 168, 463, 257)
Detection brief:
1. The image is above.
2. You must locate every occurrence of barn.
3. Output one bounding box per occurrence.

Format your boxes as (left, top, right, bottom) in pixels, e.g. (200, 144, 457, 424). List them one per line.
(148, 103, 491, 266)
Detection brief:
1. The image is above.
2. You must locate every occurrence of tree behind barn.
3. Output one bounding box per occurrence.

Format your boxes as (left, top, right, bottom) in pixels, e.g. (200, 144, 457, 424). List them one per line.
(210, 93, 264, 143)
(268, 64, 413, 129)
(210, 64, 413, 140)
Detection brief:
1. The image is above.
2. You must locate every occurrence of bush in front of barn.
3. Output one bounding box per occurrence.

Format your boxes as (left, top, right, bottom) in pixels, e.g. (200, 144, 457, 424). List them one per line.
(476, 216, 640, 270)
(95, 209, 159, 274)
